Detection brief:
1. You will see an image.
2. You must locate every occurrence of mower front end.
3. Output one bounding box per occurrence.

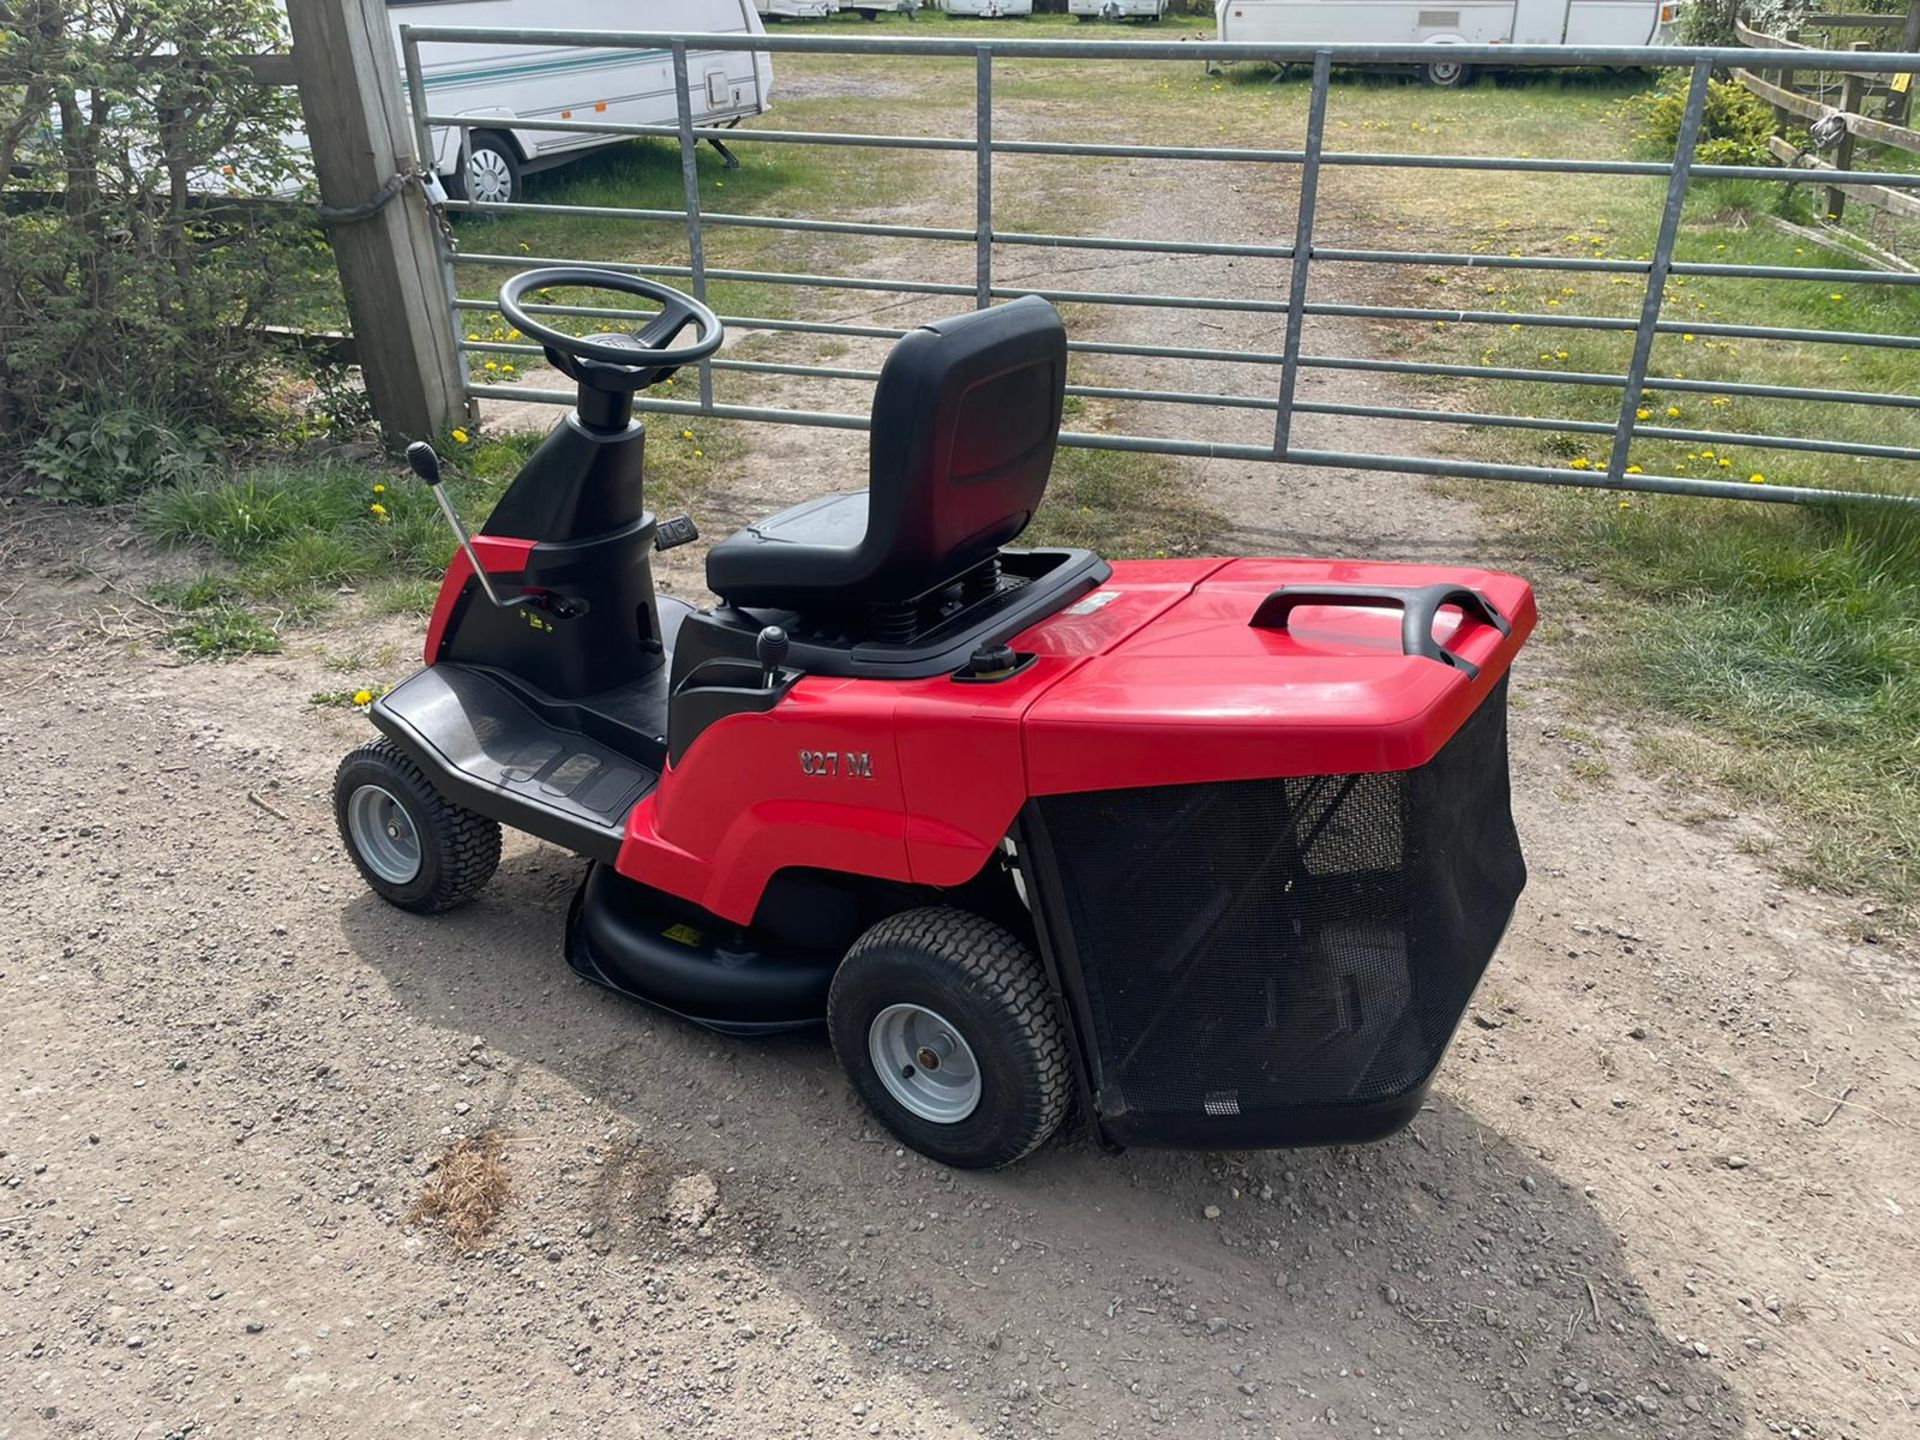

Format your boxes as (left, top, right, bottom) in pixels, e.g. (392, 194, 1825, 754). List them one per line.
(1011, 558, 1533, 1150)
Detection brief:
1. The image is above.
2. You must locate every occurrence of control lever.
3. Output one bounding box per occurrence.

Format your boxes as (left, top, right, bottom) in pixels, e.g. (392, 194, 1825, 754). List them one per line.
(408, 442, 586, 619)
(755, 625, 790, 691)
(408, 442, 511, 611)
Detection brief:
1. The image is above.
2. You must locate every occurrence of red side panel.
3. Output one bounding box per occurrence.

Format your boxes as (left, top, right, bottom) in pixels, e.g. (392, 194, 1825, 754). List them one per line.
(613, 555, 1534, 924)
(1023, 558, 1535, 794)
(423, 537, 536, 664)
(613, 561, 1217, 923)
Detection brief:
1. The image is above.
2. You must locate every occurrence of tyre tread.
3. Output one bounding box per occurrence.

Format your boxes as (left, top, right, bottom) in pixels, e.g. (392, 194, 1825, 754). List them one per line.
(334, 737, 501, 913)
(833, 906, 1070, 1167)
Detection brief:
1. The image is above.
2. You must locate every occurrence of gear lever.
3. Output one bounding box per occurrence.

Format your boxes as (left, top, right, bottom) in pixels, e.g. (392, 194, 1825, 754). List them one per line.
(756, 625, 790, 691)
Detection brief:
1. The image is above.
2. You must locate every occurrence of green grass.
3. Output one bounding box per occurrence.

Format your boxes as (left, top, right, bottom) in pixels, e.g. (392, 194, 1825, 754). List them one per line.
(139, 421, 741, 652)
(1026, 445, 1225, 557)
(1497, 482, 1920, 919)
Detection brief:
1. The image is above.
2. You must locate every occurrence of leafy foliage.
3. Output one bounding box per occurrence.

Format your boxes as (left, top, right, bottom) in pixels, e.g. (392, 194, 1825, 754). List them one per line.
(0, 1, 317, 494)
(1637, 73, 1779, 167)
(24, 401, 220, 503)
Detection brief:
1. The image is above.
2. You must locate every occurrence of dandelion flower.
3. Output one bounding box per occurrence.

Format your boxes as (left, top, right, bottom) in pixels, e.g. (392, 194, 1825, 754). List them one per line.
(452, 428, 470, 444)
(1665, 406, 1681, 418)
(1569, 457, 1593, 470)
(1829, 293, 1843, 301)
(501, 364, 516, 375)
(694, 449, 704, 458)
(372, 483, 386, 494)
(352, 690, 374, 706)
(1749, 473, 1766, 484)
(369, 503, 387, 517)
(1635, 408, 1651, 420)
(1626, 464, 1643, 474)
(484, 361, 498, 372)
(681, 429, 694, 440)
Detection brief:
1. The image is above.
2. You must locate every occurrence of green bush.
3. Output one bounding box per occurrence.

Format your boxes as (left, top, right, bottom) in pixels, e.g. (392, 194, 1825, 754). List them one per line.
(24, 402, 221, 504)
(1638, 74, 1779, 167)
(1, 1, 315, 481)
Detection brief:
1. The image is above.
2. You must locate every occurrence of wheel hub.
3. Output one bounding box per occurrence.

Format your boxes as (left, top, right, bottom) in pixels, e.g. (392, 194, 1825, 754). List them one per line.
(347, 783, 422, 885)
(869, 1003, 981, 1124)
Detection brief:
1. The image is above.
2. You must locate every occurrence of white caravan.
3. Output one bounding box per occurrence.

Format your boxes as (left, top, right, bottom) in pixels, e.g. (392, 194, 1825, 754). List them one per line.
(1215, 0, 1681, 84)
(385, 0, 773, 202)
(1069, 1, 1169, 19)
(941, 1, 1035, 17)
(755, 1, 837, 19)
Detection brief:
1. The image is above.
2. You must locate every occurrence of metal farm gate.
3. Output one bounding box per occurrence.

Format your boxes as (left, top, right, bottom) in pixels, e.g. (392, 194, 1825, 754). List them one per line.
(397, 29, 1920, 508)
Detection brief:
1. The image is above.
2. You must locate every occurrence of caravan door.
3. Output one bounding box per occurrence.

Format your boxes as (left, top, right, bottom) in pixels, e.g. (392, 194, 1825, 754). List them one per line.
(1509, 0, 1569, 43)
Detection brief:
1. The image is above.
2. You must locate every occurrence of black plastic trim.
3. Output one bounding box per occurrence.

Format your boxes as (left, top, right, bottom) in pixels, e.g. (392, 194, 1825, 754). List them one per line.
(1012, 804, 1120, 1153)
(671, 547, 1108, 686)
(567, 863, 832, 1035)
(1248, 582, 1510, 681)
(667, 658, 800, 768)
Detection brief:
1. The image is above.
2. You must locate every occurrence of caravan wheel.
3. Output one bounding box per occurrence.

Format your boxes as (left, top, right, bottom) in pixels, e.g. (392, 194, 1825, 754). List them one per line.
(1420, 59, 1473, 88)
(450, 133, 522, 207)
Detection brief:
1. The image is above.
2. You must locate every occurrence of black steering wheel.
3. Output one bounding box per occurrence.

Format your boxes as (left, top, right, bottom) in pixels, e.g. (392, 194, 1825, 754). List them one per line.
(497, 267, 724, 387)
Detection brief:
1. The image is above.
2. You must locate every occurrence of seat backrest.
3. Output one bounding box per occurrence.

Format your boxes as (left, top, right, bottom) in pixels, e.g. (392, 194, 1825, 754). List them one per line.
(859, 295, 1066, 598)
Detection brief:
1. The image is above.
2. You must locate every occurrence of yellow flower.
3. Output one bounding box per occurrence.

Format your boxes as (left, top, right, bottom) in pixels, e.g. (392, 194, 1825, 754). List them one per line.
(352, 689, 374, 706)
(1625, 464, 1643, 474)
(369, 503, 387, 516)
(1618, 500, 1631, 509)
(451, 428, 470, 444)
(372, 483, 386, 494)
(466, 332, 479, 341)
(518, 242, 531, 254)
(501, 364, 516, 375)
(1635, 407, 1651, 420)
(1749, 473, 1766, 484)
(1682, 333, 1695, 343)
(484, 361, 498, 372)
(1829, 293, 1843, 301)
(1665, 406, 1681, 418)
(1719, 459, 1731, 467)
(1569, 457, 1593, 470)
(693, 449, 704, 458)
(681, 429, 694, 440)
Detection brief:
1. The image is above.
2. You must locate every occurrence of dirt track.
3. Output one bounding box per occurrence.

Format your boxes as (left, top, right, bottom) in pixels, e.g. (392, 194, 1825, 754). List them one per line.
(5, 75, 1919, 1440)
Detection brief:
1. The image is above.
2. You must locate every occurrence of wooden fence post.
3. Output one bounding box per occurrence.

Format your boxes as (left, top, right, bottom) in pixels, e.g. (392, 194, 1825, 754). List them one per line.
(1889, 0, 1920, 127)
(1826, 45, 1868, 222)
(285, 0, 469, 445)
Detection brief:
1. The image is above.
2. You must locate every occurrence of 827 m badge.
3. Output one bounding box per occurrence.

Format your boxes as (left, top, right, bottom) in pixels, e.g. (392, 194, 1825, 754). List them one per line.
(799, 749, 873, 779)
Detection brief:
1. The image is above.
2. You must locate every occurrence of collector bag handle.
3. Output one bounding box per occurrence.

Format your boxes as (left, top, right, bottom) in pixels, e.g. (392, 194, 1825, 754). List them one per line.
(1247, 582, 1510, 680)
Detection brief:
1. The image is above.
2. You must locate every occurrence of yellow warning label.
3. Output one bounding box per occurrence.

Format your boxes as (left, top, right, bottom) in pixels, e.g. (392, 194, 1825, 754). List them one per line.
(662, 923, 703, 947)
(1893, 72, 1912, 96)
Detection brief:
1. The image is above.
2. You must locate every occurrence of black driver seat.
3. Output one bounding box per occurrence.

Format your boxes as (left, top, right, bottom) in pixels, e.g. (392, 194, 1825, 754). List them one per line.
(705, 296, 1067, 611)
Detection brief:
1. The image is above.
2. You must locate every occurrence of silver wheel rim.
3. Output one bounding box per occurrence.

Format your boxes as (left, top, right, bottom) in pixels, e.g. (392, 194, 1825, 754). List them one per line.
(1429, 61, 1462, 83)
(869, 1003, 982, 1124)
(466, 148, 514, 204)
(347, 783, 422, 885)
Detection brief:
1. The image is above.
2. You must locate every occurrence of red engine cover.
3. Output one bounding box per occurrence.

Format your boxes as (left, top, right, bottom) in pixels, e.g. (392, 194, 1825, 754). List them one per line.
(614, 557, 1534, 924)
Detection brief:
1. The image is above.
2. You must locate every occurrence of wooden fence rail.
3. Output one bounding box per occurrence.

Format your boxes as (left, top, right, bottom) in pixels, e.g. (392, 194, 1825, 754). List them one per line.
(1733, 12, 1920, 224)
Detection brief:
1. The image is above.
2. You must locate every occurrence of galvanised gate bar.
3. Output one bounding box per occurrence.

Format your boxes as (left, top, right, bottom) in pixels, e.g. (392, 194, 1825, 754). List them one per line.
(399, 29, 1920, 508)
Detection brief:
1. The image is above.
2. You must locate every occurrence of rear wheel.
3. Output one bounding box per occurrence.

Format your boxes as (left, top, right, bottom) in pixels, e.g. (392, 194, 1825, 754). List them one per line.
(1420, 58, 1472, 88)
(335, 738, 501, 913)
(448, 132, 521, 206)
(828, 907, 1070, 1169)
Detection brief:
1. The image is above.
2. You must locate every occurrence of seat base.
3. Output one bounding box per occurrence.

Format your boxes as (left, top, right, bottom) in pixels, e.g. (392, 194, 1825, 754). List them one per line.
(674, 546, 1111, 687)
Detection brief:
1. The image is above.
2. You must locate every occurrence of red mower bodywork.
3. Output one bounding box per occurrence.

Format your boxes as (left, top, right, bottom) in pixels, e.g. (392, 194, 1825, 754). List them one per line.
(345, 279, 1534, 1165)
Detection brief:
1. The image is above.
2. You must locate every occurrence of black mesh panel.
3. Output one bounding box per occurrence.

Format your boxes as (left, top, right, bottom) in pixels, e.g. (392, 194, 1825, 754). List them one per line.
(1035, 680, 1524, 1147)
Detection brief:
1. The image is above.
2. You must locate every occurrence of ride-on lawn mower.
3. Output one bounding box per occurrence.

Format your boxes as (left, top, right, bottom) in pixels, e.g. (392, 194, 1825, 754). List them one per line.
(335, 267, 1535, 1169)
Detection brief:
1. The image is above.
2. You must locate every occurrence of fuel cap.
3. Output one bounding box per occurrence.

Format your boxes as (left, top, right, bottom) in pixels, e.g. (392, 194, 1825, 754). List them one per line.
(964, 642, 1020, 680)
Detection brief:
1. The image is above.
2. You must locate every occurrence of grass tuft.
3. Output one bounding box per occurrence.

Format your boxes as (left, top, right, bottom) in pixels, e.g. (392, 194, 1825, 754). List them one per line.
(408, 1131, 511, 1251)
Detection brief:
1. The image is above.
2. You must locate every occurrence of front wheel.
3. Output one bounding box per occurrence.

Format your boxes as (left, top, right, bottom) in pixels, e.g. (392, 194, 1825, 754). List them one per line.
(828, 908, 1071, 1169)
(1420, 59, 1473, 88)
(334, 738, 501, 913)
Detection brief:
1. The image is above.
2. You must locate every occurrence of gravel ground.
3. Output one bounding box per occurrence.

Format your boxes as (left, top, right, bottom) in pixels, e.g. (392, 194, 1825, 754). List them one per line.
(4, 74, 1917, 1440)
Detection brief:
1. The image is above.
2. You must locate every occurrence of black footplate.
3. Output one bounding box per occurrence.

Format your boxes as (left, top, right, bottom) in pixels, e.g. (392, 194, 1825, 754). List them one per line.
(371, 664, 657, 861)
